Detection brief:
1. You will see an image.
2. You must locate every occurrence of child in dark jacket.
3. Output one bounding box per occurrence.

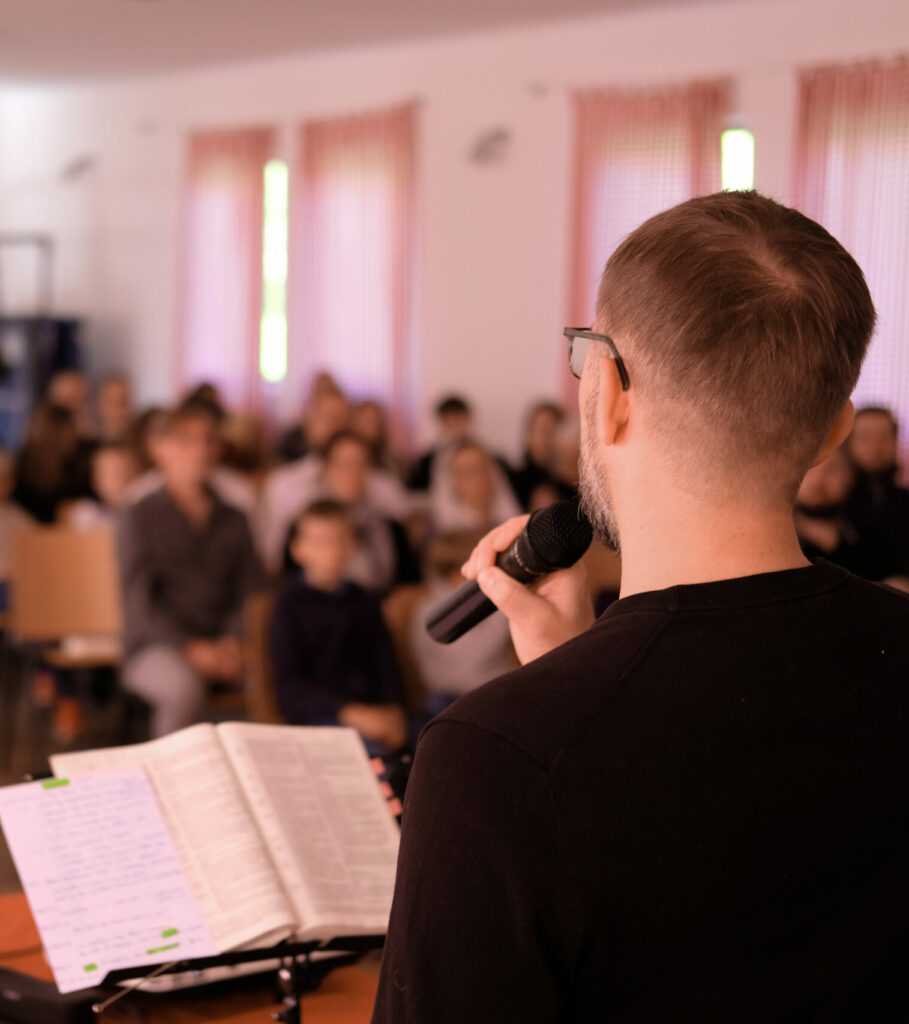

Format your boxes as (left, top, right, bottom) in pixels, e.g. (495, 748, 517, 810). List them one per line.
(270, 499, 408, 755)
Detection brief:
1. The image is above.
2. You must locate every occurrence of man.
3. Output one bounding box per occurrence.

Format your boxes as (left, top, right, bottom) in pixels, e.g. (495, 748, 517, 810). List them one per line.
(373, 192, 909, 1022)
(119, 400, 263, 736)
(846, 406, 909, 582)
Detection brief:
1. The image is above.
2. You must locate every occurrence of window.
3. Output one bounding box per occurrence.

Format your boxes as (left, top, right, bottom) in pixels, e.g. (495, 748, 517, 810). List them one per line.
(794, 57, 909, 428)
(567, 79, 730, 347)
(721, 129, 755, 190)
(260, 159, 289, 384)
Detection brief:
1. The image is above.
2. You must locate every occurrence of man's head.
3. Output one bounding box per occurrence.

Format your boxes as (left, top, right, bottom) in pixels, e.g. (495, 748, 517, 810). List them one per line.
(450, 441, 495, 514)
(289, 499, 355, 591)
(847, 406, 899, 476)
(155, 401, 220, 490)
(435, 395, 472, 443)
(578, 191, 876, 550)
(47, 370, 89, 419)
(322, 431, 371, 505)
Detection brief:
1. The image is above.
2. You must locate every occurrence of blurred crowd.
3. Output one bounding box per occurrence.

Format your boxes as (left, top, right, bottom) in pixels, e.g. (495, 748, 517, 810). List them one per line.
(1, 368, 907, 754)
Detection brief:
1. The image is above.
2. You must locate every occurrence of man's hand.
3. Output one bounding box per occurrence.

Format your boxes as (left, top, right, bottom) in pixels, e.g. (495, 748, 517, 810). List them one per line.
(340, 703, 408, 751)
(461, 515, 596, 664)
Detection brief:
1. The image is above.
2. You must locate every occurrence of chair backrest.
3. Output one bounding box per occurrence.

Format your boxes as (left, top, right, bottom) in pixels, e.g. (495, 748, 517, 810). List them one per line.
(242, 590, 284, 724)
(381, 584, 429, 712)
(10, 527, 123, 642)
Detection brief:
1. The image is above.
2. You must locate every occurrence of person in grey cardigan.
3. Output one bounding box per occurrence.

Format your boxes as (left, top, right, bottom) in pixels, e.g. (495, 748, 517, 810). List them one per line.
(119, 400, 263, 736)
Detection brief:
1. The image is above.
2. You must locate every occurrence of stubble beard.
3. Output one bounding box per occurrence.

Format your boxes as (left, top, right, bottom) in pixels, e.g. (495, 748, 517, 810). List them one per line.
(578, 379, 622, 555)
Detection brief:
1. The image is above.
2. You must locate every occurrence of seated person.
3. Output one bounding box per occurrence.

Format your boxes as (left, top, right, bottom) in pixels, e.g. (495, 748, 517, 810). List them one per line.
(264, 430, 412, 587)
(13, 403, 86, 524)
(430, 439, 521, 533)
(846, 405, 909, 575)
(410, 531, 516, 723)
(276, 376, 350, 464)
(510, 401, 564, 509)
(119, 400, 264, 737)
(125, 398, 258, 525)
(408, 394, 473, 491)
(795, 445, 907, 588)
(95, 373, 134, 444)
(270, 499, 407, 756)
(68, 442, 139, 530)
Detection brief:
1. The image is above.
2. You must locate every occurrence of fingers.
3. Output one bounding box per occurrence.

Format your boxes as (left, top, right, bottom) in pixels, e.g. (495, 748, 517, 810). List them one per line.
(476, 565, 548, 622)
(461, 514, 531, 579)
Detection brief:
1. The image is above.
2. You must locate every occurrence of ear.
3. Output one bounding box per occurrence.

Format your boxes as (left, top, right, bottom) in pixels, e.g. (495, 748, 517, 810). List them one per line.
(810, 400, 855, 468)
(591, 351, 631, 446)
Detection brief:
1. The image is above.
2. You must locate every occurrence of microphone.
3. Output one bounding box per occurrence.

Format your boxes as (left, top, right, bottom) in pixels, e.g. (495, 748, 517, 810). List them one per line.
(425, 496, 593, 644)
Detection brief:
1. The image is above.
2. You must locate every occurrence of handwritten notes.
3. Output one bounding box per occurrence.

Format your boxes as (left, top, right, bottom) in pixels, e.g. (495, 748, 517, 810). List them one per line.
(0, 766, 216, 993)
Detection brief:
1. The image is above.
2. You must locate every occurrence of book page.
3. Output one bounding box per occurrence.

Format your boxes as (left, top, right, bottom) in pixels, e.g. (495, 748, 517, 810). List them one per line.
(217, 723, 400, 941)
(51, 724, 295, 952)
(0, 768, 216, 992)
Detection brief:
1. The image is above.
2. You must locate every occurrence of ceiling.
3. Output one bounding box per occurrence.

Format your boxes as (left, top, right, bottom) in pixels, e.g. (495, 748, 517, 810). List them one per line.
(0, 0, 725, 83)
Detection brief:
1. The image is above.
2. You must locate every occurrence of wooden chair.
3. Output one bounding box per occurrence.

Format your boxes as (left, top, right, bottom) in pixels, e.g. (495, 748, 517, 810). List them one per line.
(3, 527, 126, 769)
(241, 590, 284, 724)
(381, 584, 430, 714)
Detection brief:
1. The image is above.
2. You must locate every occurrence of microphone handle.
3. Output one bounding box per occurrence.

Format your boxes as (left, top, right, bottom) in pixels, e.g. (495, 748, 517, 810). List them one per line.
(424, 540, 545, 644)
(424, 578, 496, 644)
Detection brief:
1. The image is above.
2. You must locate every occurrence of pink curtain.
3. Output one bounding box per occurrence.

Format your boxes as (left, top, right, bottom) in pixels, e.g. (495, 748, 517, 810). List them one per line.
(175, 126, 275, 409)
(566, 79, 730, 404)
(289, 103, 417, 439)
(793, 57, 909, 434)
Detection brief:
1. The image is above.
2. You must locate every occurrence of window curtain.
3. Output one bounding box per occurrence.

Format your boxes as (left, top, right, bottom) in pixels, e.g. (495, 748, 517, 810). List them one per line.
(566, 79, 729, 402)
(289, 102, 417, 435)
(793, 57, 909, 431)
(175, 126, 275, 409)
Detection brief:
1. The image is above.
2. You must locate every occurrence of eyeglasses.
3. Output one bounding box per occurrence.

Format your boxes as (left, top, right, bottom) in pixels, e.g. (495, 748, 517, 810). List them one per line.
(562, 328, 630, 390)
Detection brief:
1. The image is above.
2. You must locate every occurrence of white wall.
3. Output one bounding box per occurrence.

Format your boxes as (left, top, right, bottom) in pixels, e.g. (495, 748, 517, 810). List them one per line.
(1, 0, 907, 455)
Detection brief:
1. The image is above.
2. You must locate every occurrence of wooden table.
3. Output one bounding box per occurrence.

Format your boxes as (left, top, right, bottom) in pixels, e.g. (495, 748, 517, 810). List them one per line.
(0, 891, 380, 1022)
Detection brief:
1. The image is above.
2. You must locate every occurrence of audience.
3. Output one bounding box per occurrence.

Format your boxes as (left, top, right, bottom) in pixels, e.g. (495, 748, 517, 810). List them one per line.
(13, 403, 86, 523)
(95, 373, 134, 443)
(68, 442, 140, 530)
(430, 439, 521, 533)
(410, 531, 516, 723)
(510, 400, 564, 508)
(118, 400, 264, 737)
(846, 405, 909, 577)
(269, 499, 407, 755)
(407, 394, 474, 491)
(4, 366, 906, 753)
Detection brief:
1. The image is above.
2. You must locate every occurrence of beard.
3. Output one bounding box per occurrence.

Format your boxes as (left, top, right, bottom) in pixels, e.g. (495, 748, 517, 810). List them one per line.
(578, 377, 621, 554)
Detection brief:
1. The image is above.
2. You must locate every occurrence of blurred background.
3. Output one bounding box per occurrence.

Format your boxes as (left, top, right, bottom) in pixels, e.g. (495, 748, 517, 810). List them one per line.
(1, 0, 908, 887)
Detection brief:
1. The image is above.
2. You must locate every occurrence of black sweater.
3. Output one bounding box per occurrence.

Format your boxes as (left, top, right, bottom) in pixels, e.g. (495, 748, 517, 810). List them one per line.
(270, 578, 405, 724)
(374, 561, 909, 1023)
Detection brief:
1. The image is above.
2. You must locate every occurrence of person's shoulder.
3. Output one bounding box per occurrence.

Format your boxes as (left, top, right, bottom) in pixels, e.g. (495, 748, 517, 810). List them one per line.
(126, 484, 169, 519)
(432, 608, 667, 767)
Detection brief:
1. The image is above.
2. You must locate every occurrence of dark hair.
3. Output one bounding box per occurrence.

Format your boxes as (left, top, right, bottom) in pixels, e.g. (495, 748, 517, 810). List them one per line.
(854, 406, 898, 435)
(294, 498, 352, 533)
(425, 530, 486, 578)
(435, 395, 471, 418)
(597, 190, 876, 496)
(161, 398, 221, 436)
(322, 429, 371, 462)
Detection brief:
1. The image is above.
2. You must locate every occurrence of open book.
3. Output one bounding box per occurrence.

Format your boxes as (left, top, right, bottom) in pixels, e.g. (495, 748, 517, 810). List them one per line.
(50, 722, 400, 954)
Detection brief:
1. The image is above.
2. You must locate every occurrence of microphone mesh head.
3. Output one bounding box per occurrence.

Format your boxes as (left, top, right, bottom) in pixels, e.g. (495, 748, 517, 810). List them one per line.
(525, 496, 593, 570)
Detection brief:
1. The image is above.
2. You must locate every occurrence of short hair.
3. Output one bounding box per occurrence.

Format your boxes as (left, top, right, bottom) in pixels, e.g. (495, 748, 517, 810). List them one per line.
(294, 498, 352, 534)
(435, 395, 471, 418)
(161, 398, 220, 436)
(322, 429, 371, 462)
(854, 406, 899, 435)
(597, 191, 876, 497)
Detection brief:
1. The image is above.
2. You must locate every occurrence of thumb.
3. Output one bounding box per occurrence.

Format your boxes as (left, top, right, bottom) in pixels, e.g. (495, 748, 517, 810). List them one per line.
(477, 566, 543, 621)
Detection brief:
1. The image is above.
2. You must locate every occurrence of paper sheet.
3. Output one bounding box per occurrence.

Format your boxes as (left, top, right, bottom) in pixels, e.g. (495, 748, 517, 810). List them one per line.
(0, 766, 216, 993)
